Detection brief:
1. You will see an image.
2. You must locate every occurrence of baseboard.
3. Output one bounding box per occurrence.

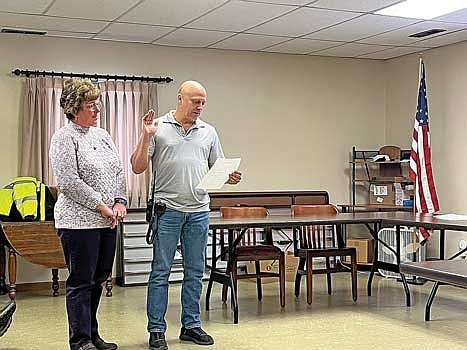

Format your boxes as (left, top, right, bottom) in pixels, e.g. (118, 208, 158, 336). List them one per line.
(13, 277, 117, 293)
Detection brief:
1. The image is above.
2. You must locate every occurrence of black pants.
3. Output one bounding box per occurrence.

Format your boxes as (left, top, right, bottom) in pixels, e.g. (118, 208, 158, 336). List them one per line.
(59, 227, 116, 350)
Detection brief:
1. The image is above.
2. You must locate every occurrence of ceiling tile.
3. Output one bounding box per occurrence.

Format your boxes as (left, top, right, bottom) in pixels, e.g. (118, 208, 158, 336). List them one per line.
(359, 20, 467, 46)
(210, 33, 288, 51)
(434, 8, 467, 24)
(242, 0, 314, 4)
(358, 46, 427, 60)
(312, 42, 389, 57)
(409, 29, 467, 48)
(306, 14, 419, 41)
(46, 0, 140, 21)
(309, 0, 404, 12)
(0, 0, 465, 60)
(155, 28, 232, 47)
(119, 0, 227, 27)
(0, 0, 52, 14)
(188, 1, 295, 32)
(94, 23, 173, 43)
(46, 30, 95, 39)
(0, 12, 108, 33)
(248, 7, 359, 37)
(263, 38, 340, 54)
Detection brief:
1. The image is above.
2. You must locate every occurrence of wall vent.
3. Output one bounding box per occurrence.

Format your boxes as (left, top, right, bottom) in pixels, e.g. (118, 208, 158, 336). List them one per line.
(1, 28, 47, 35)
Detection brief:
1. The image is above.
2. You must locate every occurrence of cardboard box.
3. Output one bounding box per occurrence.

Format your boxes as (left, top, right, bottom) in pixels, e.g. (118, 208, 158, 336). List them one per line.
(345, 239, 374, 264)
(369, 183, 395, 205)
(245, 251, 299, 283)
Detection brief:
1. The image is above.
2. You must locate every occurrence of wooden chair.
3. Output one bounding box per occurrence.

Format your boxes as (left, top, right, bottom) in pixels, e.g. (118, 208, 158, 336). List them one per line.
(219, 206, 285, 308)
(378, 145, 402, 177)
(291, 204, 357, 304)
(379, 145, 401, 160)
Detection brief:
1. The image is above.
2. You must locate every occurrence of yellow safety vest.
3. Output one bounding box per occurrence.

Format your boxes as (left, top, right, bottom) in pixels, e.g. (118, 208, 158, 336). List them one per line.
(0, 177, 45, 221)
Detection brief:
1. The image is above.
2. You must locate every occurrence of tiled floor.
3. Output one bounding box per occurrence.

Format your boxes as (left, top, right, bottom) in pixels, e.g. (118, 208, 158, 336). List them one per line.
(2, 272, 467, 349)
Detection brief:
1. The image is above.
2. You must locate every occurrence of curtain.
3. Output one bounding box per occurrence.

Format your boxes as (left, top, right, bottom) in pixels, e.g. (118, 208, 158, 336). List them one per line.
(99, 80, 157, 208)
(19, 77, 157, 208)
(20, 77, 65, 182)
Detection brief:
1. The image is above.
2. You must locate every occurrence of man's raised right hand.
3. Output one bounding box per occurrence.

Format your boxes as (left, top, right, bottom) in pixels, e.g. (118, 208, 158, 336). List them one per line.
(142, 109, 158, 137)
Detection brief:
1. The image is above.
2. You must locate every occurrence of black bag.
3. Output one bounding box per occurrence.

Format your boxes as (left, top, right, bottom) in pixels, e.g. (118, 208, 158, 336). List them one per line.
(146, 197, 154, 223)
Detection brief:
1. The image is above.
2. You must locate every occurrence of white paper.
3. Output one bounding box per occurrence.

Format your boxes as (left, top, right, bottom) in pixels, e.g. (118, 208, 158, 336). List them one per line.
(434, 213, 467, 221)
(374, 185, 388, 196)
(373, 154, 389, 162)
(196, 158, 241, 190)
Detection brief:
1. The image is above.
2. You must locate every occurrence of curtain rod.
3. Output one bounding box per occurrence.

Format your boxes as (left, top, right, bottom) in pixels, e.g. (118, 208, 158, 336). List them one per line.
(12, 69, 173, 83)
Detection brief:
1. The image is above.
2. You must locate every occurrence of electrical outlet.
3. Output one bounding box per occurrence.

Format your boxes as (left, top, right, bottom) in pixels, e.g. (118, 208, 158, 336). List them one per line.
(459, 240, 467, 259)
(459, 239, 467, 250)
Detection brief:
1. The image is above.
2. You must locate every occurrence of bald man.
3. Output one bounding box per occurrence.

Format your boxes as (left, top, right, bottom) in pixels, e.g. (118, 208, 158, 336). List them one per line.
(131, 81, 241, 350)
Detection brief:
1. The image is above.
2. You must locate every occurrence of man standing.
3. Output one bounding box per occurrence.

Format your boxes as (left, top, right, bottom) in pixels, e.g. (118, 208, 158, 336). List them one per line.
(131, 81, 241, 350)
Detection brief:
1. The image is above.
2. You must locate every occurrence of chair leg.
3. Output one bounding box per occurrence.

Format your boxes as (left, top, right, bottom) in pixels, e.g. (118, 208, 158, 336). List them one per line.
(222, 256, 231, 303)
(295, 257, 305, 297)
(325, 257, 332, 295)
(205, 274, 214, 311)
(350, 252, 358, 302)
(231, 259, 238, 310)
(306, 253, 313, 304)
(255, 260, 262, 301)
(222, 284, 228, 303)
(279, 252, 285, 307)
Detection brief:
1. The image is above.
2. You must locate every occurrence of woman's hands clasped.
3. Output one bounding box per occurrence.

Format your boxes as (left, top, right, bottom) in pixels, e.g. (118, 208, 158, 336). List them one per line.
(97, 202, 127, 229)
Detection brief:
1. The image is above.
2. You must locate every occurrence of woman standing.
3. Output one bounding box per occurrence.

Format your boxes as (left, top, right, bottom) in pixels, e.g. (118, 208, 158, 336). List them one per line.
(49, 79, 127, 350)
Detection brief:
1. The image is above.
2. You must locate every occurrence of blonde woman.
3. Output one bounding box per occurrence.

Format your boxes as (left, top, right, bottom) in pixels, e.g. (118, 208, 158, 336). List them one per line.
(49, 79, 127, 350)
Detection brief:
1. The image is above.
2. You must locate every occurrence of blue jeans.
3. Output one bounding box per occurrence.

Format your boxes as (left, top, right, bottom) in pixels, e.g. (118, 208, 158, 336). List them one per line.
(147, 208, 209, 333)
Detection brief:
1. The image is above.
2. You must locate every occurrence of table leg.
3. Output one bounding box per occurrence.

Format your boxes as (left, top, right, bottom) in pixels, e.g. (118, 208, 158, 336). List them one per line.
(8, 248, 16, 301)
(425, 281, 440, 321)
(367, 222, 379, 296)
(105, 275, 113, 297)
(439, 229, 445, 260)
(51, 268, 60, 296)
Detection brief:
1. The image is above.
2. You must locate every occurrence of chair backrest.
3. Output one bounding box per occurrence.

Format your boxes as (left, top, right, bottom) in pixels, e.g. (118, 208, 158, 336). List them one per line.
(220, 206, 268, 246)
(379, 145, 401, 160)
(291, 204, 339, 250)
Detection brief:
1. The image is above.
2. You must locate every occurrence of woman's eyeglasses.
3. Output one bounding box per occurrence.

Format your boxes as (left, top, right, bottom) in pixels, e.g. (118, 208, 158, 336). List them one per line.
(85, 101, 102, 111)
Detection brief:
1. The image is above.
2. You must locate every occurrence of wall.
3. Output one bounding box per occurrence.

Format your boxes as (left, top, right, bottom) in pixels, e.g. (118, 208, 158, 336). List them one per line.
(385, 40, 467, 257)
(0, 34, 386, 283)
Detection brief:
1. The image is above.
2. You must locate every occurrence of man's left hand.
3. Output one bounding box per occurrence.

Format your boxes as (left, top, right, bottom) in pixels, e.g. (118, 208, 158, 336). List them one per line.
(226, 171, 242, 185)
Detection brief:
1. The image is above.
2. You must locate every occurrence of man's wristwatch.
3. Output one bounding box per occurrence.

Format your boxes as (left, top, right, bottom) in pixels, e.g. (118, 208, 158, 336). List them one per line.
(114, 198, 128, 206)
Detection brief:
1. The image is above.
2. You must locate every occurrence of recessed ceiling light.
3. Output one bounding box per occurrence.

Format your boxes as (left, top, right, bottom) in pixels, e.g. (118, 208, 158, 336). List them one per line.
(375, 0, 467, 19)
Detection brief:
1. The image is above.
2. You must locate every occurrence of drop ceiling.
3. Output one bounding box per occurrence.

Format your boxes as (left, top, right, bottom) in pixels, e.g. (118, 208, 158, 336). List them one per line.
(1, 0, 466, 60)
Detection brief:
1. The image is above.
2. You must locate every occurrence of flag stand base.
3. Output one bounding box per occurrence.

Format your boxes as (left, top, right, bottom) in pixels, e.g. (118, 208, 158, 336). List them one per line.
(397, 276, 426, 285)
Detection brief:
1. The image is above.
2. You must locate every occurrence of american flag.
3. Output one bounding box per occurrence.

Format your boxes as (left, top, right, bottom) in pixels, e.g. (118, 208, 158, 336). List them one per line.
(409, 59, 439, 242)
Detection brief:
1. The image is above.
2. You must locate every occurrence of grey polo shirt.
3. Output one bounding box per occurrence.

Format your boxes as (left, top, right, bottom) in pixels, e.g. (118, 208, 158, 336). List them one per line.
(148, 111, 224, 212)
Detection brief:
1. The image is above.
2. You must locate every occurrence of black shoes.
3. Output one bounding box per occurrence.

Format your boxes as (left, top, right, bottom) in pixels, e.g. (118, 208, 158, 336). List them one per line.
(149, 328, 214, 349)
(76, 344, 97, 350)
(93, 335, 118, 350)
(149, 332, 168, 350)
(179, 327, 214, 346)
(0, 301, 16, 337)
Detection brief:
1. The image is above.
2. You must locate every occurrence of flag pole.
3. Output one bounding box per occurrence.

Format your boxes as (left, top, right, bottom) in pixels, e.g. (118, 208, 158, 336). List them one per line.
(412, 57, 422, 250)
(409, 57, 426, 285)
